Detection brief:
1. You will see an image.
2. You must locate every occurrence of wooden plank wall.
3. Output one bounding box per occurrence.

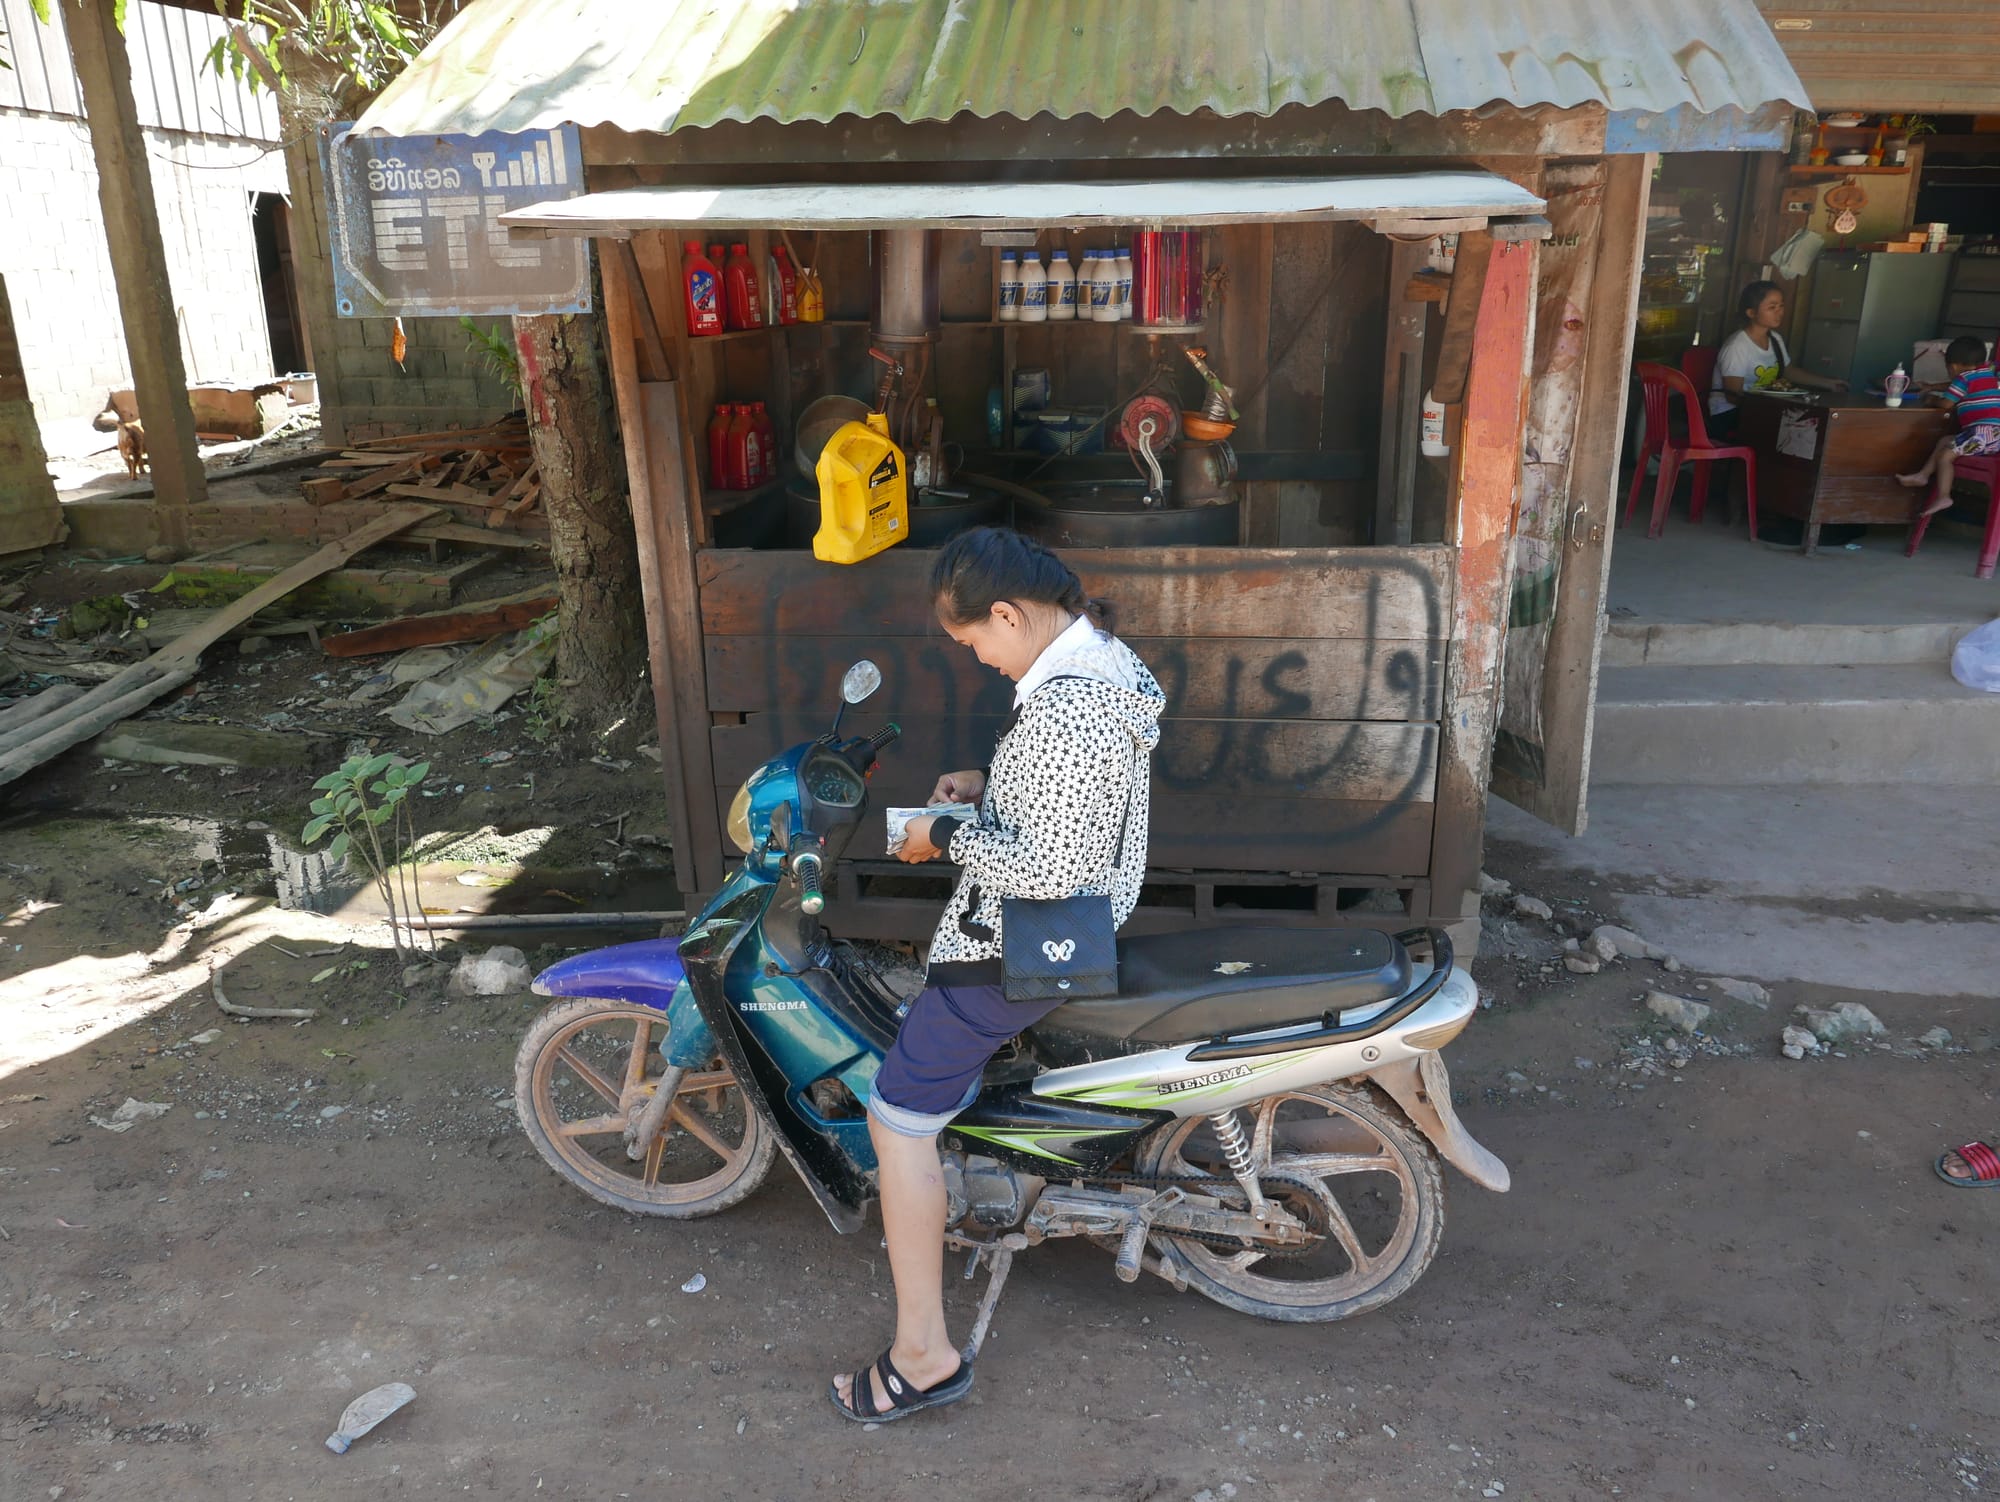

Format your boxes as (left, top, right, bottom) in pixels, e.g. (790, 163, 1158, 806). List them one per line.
(698, 545, 1452, 888)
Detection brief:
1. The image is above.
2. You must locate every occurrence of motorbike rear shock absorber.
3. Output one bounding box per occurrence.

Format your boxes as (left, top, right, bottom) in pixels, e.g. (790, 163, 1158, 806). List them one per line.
(1210, 1109, 1272, 1222)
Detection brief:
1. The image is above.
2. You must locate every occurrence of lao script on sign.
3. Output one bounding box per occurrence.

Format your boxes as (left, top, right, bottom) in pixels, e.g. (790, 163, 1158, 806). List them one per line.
(320, 123, 590, 318)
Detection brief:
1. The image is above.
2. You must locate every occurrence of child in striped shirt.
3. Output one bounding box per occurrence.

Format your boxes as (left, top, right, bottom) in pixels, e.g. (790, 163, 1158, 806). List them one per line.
(1900, 336, 2000, 517)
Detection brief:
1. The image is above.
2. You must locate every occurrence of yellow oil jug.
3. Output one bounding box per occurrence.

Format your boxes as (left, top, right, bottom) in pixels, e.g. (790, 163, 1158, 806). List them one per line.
(812, 413, 908, 565)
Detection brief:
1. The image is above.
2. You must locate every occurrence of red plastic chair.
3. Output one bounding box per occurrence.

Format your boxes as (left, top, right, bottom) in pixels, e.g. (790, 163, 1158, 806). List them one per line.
(1680, 345, 1719, 397)
(1905, 454, 2000, 580)
(1623, 362, 1759, 540)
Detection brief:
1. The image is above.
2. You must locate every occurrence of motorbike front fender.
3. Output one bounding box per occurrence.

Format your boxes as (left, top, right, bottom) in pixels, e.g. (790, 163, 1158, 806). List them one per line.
(1367, 1051, 1511, 1193)
(532, 937, 685, 1008)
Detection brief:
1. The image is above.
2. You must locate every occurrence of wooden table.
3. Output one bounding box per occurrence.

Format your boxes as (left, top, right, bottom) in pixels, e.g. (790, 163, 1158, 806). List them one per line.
(1737, 391, 1950, 553)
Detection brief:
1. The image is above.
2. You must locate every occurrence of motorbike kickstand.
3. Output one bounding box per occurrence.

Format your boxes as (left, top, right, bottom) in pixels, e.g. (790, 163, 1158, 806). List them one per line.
(623, 1064, 683, 1161)
(959, 1244, 1018, 1363)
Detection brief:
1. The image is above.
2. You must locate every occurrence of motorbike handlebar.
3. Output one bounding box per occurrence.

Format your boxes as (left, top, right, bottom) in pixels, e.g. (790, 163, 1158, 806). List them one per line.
(866, 722, 902, 753)
(794, 852, 826, 916)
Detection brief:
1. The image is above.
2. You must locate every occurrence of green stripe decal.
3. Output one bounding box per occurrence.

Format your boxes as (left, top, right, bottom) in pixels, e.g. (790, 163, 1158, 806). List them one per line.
(950, 1127, 1103, 1165)
(1042, 1054, 1297, 1109)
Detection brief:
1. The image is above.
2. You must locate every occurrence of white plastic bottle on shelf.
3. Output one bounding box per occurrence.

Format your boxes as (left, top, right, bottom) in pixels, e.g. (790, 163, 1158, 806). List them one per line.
(1046, 249, 1076, 321)
(1113, 247, 1133, 320)
(1075, 251, 1098, 320)
(1019, 253, 1048, 323)
(998, 251, 1021, 321)
(1089, 250, 1119, 322)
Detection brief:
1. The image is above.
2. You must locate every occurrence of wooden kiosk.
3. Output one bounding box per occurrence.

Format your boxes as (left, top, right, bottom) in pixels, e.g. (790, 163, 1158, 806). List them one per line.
(352, 2, 1811, 942)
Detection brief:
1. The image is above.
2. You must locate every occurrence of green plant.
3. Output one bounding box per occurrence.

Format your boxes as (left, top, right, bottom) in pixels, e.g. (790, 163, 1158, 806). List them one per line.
(461, 317, 526, 404)
(524, 672, 566, 744)
(204, 1, 432, 95)
(303, 752, 435, 963)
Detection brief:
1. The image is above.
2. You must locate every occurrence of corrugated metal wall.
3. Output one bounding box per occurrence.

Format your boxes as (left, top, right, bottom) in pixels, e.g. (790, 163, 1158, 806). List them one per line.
(0, 0, 278, 138)
(1755, 1, 2000, 114)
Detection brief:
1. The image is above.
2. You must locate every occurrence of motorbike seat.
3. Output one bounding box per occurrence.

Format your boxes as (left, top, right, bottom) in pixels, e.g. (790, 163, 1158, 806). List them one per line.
(1037, 927, 1412, 1046)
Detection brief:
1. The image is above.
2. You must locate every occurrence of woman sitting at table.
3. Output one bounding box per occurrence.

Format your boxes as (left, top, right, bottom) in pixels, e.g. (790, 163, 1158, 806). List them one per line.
(1708, 281, 1848, 438)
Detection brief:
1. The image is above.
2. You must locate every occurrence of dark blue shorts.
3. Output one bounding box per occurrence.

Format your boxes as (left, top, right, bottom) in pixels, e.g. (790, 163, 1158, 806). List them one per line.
(867, 982, 1061, 1137)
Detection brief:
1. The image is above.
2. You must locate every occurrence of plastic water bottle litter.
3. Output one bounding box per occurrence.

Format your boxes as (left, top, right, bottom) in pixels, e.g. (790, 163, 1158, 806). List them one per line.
(681, 1272, 707, 1293)
(325, 1381, 415, 1454)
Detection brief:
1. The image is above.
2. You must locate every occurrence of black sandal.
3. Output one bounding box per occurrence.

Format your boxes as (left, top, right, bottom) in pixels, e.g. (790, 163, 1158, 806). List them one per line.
(828, 1347, 973, 1424)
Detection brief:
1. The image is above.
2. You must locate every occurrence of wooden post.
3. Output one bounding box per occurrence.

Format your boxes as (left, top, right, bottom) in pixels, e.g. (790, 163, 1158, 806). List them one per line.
(1427, 238, 1535, 922)
(64, 0, 206, 546)
(1491, 153, 1652, 833)
(1374, 239, 1430, 544)
(601, 235, 727, 900)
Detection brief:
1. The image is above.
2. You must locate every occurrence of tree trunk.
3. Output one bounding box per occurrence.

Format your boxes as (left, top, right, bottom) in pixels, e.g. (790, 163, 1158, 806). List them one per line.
(514, 310, 645, 727)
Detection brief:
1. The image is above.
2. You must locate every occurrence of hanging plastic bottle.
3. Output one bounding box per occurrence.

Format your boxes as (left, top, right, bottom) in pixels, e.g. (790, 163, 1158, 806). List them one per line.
(1019, 253, 1048, 323)
(724, 243, 763, 331)
(998, 250, 1021, 321)
(1046, 249, 1076, 321)
(682, 241, 723, 338)
(707, 404, 733, 487)
(1113, 246, 1133, 321)
(1420, 393, 1449, 457)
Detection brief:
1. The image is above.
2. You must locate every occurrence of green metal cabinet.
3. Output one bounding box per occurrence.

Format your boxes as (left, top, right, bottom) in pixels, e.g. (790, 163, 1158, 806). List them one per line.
(1800, 251, 1952, 389)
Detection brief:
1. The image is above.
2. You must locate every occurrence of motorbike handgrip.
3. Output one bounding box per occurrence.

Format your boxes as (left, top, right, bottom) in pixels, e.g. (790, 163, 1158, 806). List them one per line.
(795, 852, 826, 916)
(866, 722, 902, 752)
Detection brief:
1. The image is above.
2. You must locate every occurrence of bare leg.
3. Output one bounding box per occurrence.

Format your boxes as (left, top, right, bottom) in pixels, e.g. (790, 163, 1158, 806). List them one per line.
(832, 1118, 962, 1414)
(1922, 446, 1959, 516)
(1900, 435, 1950, 488)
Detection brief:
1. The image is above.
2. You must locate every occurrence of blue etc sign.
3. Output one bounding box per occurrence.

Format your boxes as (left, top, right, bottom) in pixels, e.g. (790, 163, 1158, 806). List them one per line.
(319, 123, 591, 319)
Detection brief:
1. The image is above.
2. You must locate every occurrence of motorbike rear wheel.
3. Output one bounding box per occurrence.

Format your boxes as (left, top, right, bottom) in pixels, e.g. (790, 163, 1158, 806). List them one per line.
(514, 997, 774, 1217)
(1136, 1082, 1444, 1323)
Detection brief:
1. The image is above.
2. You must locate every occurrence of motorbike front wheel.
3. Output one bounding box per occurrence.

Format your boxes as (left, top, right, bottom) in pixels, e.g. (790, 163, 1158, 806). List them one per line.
(514, 997, 774, 1217)
(1136, 1082, 1444, 1323)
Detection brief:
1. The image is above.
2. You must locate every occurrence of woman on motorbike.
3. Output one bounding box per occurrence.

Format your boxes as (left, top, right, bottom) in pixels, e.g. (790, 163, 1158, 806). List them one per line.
(831, 525, 1166, 1423)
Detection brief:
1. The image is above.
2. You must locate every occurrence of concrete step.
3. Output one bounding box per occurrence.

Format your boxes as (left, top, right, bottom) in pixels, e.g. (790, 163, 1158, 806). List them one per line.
(1592, 662, 2000, 784)
(1602, 617, 1984, 668)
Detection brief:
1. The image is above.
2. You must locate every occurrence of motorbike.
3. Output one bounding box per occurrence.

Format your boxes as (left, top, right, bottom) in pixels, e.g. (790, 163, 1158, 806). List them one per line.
(514, 659, 1507, 1345)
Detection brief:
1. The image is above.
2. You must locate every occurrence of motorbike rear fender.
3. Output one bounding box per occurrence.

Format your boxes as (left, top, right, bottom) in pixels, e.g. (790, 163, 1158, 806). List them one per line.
(1367, 1051, 1510, 1193)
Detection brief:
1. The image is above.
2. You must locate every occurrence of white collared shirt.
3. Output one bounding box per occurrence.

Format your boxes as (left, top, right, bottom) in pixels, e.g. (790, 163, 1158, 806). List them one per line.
(1012, 613, 1100, 707)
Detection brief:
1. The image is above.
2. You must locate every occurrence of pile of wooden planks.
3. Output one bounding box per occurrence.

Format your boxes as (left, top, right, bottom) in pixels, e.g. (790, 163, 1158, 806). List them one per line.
(299, 419, 544, 533)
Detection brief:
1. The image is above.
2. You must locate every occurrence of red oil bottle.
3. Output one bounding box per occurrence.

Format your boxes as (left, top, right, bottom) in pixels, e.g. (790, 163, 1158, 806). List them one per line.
(749, 402, 777, 483)
(682, 241, 722, 338)
(724, 243, 763, 331)
(707, 404, 734, 487)
(727, 403, 761, 489)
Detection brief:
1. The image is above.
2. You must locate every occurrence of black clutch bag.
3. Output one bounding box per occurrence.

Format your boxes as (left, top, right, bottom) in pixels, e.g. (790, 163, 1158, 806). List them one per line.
(998, 741, 1133, 1003)
(1000, 893, 1118, 1001)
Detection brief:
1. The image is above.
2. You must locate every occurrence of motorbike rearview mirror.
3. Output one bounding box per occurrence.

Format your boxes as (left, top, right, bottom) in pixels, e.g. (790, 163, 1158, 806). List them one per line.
(842, 660, 882, 705)
(831, 659, 882, 737)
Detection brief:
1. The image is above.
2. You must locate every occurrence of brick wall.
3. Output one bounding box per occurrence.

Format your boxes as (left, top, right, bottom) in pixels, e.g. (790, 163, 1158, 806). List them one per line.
(280, 114, 517, 445)
(0, 110, 289, 423)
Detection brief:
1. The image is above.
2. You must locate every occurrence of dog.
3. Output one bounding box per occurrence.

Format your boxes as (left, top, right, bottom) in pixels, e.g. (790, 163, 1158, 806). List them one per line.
(116, 418, 148, 480)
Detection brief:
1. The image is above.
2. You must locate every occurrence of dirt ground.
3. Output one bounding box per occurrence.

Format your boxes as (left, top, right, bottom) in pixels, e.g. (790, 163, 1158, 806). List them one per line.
(1, 801, 1994, 1502)
(2, 556, 1996, 1500)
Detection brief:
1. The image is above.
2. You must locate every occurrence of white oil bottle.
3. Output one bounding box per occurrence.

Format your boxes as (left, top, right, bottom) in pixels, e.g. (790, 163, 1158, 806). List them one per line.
(998, 251, 1021, 321)
(1019, 253, 1048, 323)
(1046, 249, 1076, 321)
(1113, 247, 1133, 320)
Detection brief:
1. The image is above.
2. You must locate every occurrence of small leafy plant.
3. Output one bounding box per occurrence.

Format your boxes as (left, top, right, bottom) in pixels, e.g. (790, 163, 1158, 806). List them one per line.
(304, 753, 436, 963)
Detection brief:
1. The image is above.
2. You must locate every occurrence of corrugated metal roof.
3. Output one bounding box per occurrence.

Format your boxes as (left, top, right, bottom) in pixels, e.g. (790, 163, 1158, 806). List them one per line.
(354, 0, 1809, 139)
(500, 171, 1547, 235)
(1754, 1, 1998, 114)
